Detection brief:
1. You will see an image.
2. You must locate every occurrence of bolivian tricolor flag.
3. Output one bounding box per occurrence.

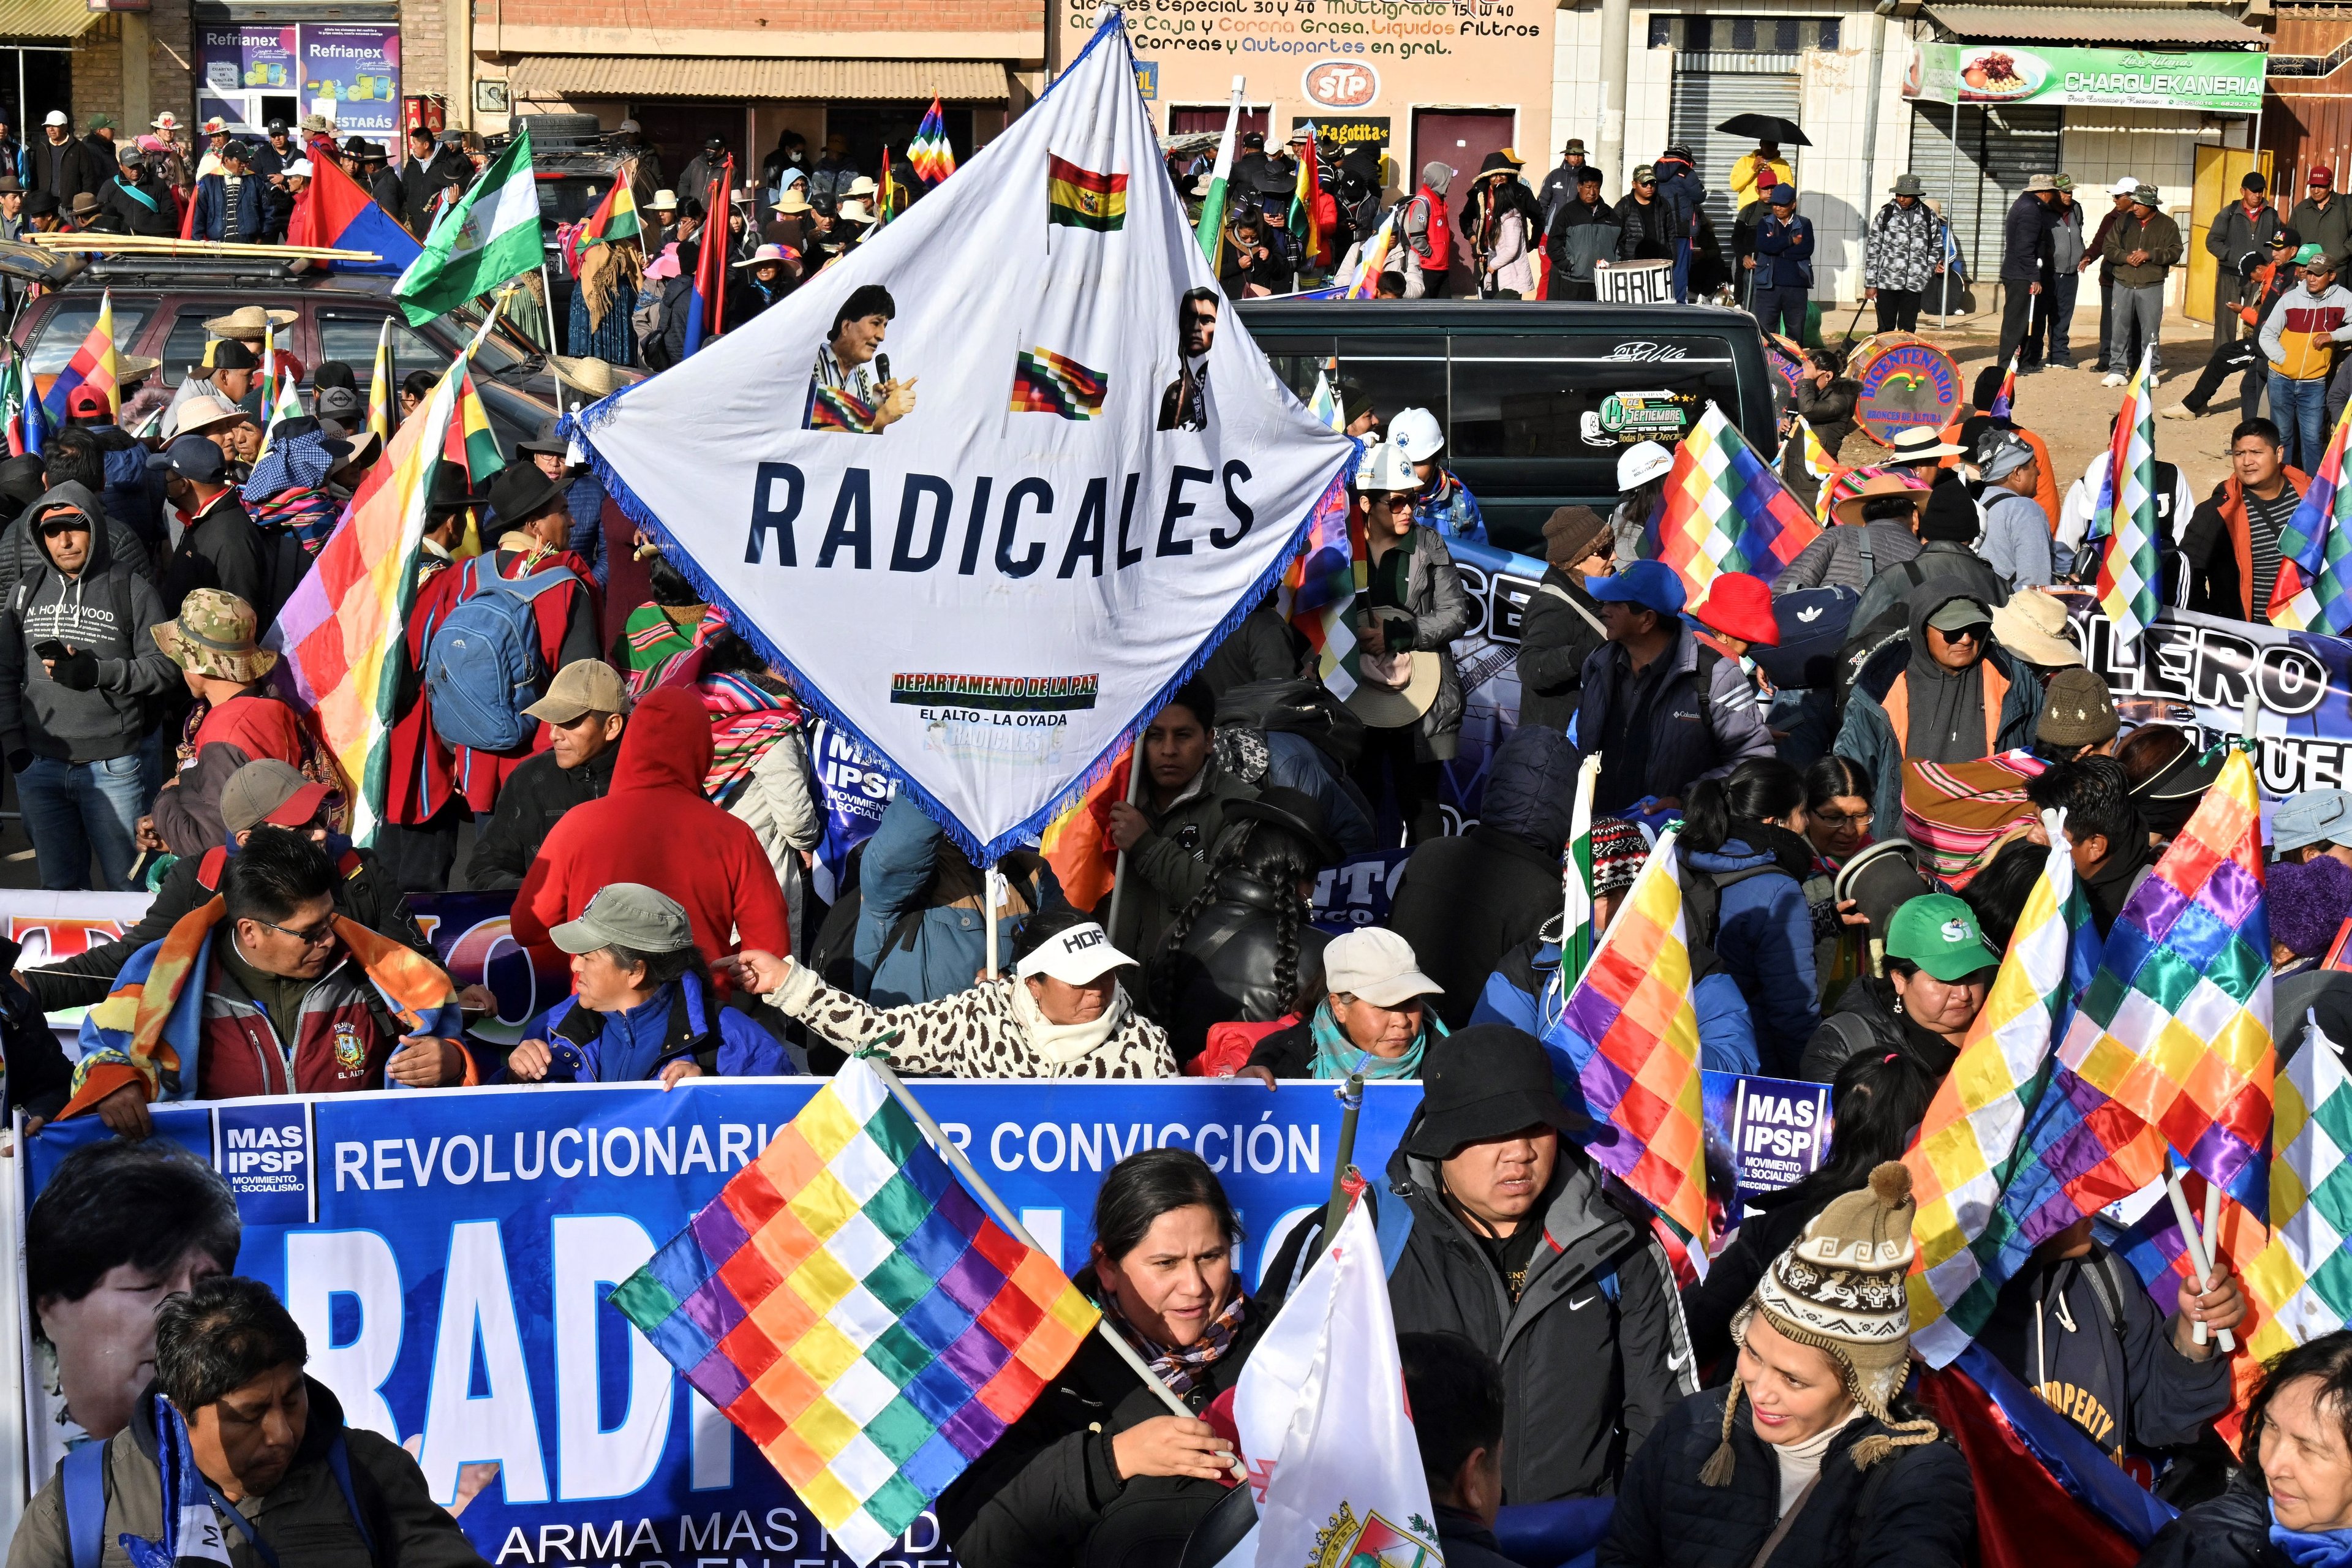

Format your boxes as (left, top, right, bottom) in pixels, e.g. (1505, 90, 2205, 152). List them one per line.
(1047, 155, 1126, 232)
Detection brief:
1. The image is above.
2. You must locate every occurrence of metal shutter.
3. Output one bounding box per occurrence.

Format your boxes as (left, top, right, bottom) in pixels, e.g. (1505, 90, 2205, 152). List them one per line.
(1906, 102, 2062, 282)
(1668, 63, 1802, 239)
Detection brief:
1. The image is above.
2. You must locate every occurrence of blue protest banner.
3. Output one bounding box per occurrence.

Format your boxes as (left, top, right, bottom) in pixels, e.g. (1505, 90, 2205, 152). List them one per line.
(18, 1080, 1416, 1565)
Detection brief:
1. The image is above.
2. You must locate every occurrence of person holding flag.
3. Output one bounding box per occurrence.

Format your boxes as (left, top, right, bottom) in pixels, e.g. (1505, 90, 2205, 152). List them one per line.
(1258, 1025, 1694, 1503)
(392, 127, 541, 326)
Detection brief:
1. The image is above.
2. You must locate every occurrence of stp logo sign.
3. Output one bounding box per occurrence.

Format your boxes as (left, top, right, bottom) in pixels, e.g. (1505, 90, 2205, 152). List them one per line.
(1302, 59, 1379, 110)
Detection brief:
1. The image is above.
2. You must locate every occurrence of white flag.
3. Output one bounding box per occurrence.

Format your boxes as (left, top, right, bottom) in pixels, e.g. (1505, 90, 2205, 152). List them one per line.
(571, 14, 1352, 864)
(1220, 1200, 1444, 1568)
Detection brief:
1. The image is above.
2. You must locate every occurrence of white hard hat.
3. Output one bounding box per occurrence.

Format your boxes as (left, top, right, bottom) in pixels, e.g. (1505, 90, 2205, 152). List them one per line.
(1617, 440, 1673, 490)
(1387, 406, 1444, 462)
(1355, 441, 1417, 492)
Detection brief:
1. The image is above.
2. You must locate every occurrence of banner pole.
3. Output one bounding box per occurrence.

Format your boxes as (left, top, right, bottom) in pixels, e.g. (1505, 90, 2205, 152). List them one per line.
(984, 864, 1006, 981)
(1322, 1072, 1365, 1248)
(1102, 746, 1146, 946)
(0, 1109, 24, 1537)
(865, 1056, 1244, 1472)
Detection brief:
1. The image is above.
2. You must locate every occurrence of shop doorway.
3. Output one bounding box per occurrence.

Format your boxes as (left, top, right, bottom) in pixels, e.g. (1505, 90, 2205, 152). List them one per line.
(1906, 102, 2062, 289)
(824, 102, 974, 199)
(2187, 145, 2272, 325)
(0, 48, 70, 145)
(628, 102, 744, 193)
(1412, 109, 1513, 293)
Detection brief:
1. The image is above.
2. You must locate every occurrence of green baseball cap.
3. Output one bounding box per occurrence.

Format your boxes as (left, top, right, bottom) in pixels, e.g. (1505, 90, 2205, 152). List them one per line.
(2297, 243, 2331, 267)
(1886, 894, 1998, 981)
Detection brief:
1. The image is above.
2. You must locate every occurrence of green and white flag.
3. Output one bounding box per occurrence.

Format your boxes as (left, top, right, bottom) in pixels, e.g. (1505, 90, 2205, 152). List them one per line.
(393, 127, 541, 326)
(1193, 77, 1243, 267)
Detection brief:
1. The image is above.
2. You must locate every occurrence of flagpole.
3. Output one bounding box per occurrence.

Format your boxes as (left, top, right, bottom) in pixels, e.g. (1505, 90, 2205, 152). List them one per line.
(2164, 1163, 2236, 1353)
(1102, 747, 1147, 946)
(984, 864, 1006, 981)
(540, 260, 559, 353)
(865, 1055, 1248, 1474)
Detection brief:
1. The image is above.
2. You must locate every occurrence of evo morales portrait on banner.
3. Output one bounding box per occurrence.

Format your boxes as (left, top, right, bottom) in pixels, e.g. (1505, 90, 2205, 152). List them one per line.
(806, 284, 919, 435)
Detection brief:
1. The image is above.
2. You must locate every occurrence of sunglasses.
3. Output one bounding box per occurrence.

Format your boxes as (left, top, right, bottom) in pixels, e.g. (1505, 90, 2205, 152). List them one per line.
(1936, 624, 1990, 643)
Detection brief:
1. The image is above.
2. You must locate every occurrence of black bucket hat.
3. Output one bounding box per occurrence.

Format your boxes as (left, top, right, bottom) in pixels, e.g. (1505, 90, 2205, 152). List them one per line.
(426, 462, 487, 516)
(2132, 741, 2227, 839)
(489, 461, 566, 525)
(1401, 1025, 1582, 1159)
(1221, 785, 1340, 867)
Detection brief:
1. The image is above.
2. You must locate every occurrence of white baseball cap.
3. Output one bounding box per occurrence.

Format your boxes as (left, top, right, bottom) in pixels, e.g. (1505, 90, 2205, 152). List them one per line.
(1387, 405, 1444, 462)
(2108, 176, 2139, 197)
(1618, 440, 1673, 490)
(43, 111, 66, 127)
(285, 158, 314, 179)
(1323, 927, 1443, 1008)
(1015, 921, 1135, 986)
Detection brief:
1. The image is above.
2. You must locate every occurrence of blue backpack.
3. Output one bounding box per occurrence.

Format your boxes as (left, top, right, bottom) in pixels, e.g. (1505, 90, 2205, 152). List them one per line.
(424, 556, 578, 753)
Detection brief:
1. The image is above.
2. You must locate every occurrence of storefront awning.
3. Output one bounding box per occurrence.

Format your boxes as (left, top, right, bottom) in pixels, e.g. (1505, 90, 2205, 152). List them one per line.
(1921, 5, 2267, 47)
(0, 0, 104, 43)
(506, 55, 1011, 102)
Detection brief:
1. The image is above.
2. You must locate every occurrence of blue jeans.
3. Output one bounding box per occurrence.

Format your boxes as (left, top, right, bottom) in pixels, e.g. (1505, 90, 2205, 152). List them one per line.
(17, 753, 147, 891)
(2275, 374, 2331, 474)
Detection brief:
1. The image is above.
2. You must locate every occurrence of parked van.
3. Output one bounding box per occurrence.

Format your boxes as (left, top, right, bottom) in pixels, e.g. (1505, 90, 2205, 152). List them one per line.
(1235, 300, 1781, 554)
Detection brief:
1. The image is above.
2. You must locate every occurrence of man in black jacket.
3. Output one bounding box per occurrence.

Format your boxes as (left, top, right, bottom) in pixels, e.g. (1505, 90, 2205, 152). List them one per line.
(99, 146, 176, 237)
(26, 111, 103, 212)
(1517, 507, 1611, 730)
(1544, 167, 1626, 300)
(1260, 1028, 1693, 1502)
(18, 759, 436, 1012)
(398, 126, 469, 236)
(157, 435, 270, 615)
(1387, 726, 1580, 1028)
(1998, 175, 2059, 375)
(467, 659, 628, 889)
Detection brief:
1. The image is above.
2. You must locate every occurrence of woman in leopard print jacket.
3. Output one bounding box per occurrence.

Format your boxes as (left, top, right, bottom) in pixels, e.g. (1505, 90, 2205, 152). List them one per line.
(732, 909, 1176, 1079)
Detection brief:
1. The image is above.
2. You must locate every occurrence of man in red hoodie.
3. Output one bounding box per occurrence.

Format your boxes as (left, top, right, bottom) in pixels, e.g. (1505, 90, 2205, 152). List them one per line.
(511, 685, 790, 983)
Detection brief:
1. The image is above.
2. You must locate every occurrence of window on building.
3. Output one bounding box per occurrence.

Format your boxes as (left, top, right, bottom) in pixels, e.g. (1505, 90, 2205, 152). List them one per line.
(1167, 105, 1271, 138)
(1649, 15, 1840, 51)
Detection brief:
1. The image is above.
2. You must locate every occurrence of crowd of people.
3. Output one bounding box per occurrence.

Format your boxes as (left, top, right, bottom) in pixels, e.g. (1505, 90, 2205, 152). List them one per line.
(9, 90, 2352, 1568)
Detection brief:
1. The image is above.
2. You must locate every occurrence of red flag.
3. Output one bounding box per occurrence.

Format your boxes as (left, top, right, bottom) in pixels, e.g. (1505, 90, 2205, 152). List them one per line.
(1039, 750, 1134, 912)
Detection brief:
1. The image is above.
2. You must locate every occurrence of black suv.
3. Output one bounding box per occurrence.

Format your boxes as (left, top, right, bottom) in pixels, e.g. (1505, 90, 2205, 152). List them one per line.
(1237, 299, 1780, 555)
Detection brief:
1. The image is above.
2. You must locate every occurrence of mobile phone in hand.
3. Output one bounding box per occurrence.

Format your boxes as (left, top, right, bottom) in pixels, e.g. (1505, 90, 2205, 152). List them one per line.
(32, 641, 67, 661)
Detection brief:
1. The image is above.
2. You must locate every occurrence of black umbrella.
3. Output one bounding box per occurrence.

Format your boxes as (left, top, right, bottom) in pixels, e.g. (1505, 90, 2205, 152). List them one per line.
(1715, 113, 1810, 147)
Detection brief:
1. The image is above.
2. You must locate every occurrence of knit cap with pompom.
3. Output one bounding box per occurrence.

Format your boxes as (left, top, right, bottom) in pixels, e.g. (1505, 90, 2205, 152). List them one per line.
(1700, 1160, 1940, 1487)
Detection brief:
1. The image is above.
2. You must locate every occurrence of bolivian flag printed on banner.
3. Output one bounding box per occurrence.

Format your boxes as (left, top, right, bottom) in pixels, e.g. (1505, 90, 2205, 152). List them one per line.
(1047, 155, 1126, 231)
(570, 11, 1355, 864)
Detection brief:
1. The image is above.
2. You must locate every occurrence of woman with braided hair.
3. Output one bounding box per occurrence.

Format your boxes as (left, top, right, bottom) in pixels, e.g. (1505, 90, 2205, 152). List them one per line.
(1600, 1161, 1975, 1568)
(1145, 787, 1339, 1063)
